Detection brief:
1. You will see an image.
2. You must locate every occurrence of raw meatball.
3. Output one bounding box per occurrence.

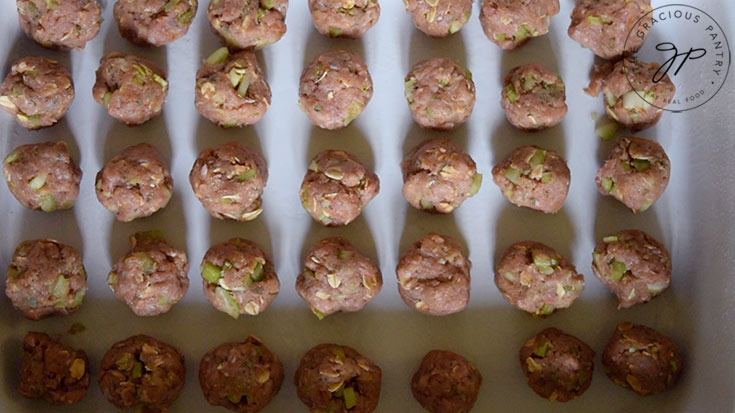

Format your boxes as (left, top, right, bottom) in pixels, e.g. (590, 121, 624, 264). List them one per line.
(200, 238, 280, 318)
(195, 47, 271, 128)
(602, 322, 682, 396)
(5, 239, 86, 320)
(404, 0, 472, 38)
(199, 336, 284, 412)
(93, 52, 168, 125)
(189, 141, 268, 221)
(411, 350, 482, 413)
(208, 0, 288, 49)
(396, 233, 471, 316)
(295, 343, 382, 413)
(114, 0, 197, 46)
(404, 57, 475, 130)
(299, 50, 373, 130)
(596, 135, 670, 213)
(495, 241, 584, 316)
(16, 0, 102, 49)
(107, 231, 189, 317)
(0, 56, 74, 129)
(96, 143, 173, 222)
(3, 141, 82, 212)
(592, 229, 671, 308)
(98, 335, 185, 412)
(492, 145, 570, 213)
(296, 237, 382, 318)
(519, 327, 595, 402)
(568, 0, 652, 60)
(19, 332, 89, 405)
(501, 63, 567, 131)
(299, 150, 379, 226)
(309, 0, 379, 38)
(480, 0, 559, 50)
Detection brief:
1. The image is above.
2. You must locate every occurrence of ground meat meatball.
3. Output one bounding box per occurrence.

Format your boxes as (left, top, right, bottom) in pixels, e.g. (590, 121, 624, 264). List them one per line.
(208, 0, 288, 49)
(5, 239, 86, 320)
(396, 233, 471, 316)
(309, 0, 379, 38)
(199, 336, 284, 412)
(93, 52, 168, 126)
(201, 238, 279, 318)
(492, 145, 570, 213)
(501, 63, 566, 131)
(196, 47, 271, 128)
(404, 57, 475, 130)
(299, 50, 373, 130)
(16, 0, 102, 49)
(495, 241, 584, 316)
(519, 327, 594, 402)
(401, 137, 481, 214)
(98, 335, 185, 412)
(404, 0, 472, 38)
(0, 56, 74, 129)
(592, 229, 671, 308)
(411, 350, 482, 413)
(480, 0, 559, 50)
(295, 343, 382, 413)
(107, 231, 189, 317)
(602, 322, 682, 396)
(114, 0, 197, 47)
(568, 0, 652, 60)
(3, 141, 82, 212)
(189, 141, 268, 221)
(296, 237, 382, 319)
(299, 150, 379, 226)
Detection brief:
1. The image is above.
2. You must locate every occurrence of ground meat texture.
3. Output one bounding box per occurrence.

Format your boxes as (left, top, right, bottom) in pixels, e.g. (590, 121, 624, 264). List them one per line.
(495, 241, 584, 316)
(568, 0, 652, 60)
(5, 239, 86, 320)
(299, 150, 379, 226)
(295, 343, 382, 413)
(299, 50, 373, 130)
(519, 327, 594, 402)
(592, 229, 671, 308)
(411, 350, 482, 413)
(0, 56, 74, 129)
(480, 0, 559, 50)
(92, 53, 168, 126)
(199, 336, 284, 412)
(501, 63, 566, 131)
(404, 57, 475, 130)
(3, 141, 82, 212)
(404, 0, 472, 38)
(297, 237, 382, 319)
(602, 322, 682, 396)
(201, 238, 279, 318)
(189, 141, 268, 221)
(402, 137, 481, 214)
(196, 48, 271, 128)
(309, 0, 379, 39)
(114, 0, 197, 47)
(492, 145, 570, 213)
(98, 335, 185, 412)
(16, 0, 102, 49)
(208, 0, 288, 49)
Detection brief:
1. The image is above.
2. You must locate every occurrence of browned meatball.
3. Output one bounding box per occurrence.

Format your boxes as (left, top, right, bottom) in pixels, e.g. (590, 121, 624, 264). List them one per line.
(295, 343, 382, 413)
(93, 53, 168, 125)
(404, 0, 472, 38)
(17, 0, 102, 49)
(519, 327, 595, 402)
(201, 238, 280, 318)
(299, 50, 373, 130)
(208, 0, 288, 49)
(5, 239, 86, 320)
(3, 141, 82, 212)
(480, 0, 559, 50)
(199, 336, 284, 412)
(114, 0, 197, 47)
(309, 0, 379, 38)
(592, 229, 671, 308)
(501, 63, 567, 131)
(0, 56, 74, 129)
(411, 350, 482, 413)
(98, 335, 186, 412)
(189, 142, 268, 221)
(602, 322, 682, 396)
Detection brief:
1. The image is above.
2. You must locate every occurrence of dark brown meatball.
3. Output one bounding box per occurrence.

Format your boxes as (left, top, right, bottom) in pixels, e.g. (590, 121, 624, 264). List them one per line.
(411, 350, 482, 413)
(309, 0, 380, 39)
(404, 0, 472, 38)
(501, 63, 567, 131)
(208, 0, 288, 49)
(113, 0, 197, 47)
(480, 0, 559, 50)
(17, 0, 102, 49)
